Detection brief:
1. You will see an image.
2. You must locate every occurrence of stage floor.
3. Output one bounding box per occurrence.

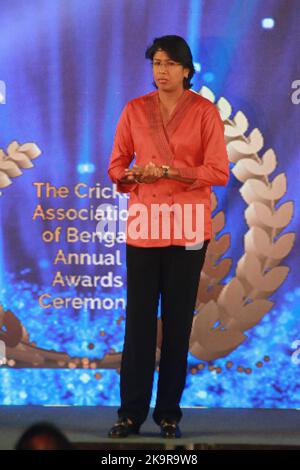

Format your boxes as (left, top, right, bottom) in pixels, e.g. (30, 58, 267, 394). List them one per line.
(0, 406, 300, 450)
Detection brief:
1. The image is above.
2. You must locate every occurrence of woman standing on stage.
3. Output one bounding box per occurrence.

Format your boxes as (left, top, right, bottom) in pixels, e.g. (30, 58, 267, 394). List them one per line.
(107, 35, 229, 438)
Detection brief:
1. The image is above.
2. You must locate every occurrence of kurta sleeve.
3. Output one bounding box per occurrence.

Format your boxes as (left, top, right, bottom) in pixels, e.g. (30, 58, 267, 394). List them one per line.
(177, 105, 230, 191)
(108, 102, 138, 193)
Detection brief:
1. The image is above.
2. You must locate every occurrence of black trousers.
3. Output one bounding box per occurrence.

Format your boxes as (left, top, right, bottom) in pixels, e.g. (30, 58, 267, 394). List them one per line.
(118, 240, 210, 427)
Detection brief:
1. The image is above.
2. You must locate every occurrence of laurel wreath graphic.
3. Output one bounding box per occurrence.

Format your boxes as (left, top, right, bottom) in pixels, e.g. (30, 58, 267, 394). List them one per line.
(0, 140, 41, 192)
(186, 85, 295, 361)
(0, 86, 295, 368)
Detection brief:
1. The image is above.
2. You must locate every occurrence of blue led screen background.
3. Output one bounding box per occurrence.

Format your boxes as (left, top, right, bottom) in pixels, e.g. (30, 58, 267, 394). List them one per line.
(0, 0, 300, 407)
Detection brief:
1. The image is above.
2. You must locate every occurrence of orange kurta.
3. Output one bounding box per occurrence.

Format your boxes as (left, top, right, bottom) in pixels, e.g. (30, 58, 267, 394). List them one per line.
(108, 89, 229, 247)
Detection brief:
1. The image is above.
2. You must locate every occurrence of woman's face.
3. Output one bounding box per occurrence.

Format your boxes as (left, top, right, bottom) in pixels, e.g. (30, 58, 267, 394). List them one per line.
(152, 49, 189, 93)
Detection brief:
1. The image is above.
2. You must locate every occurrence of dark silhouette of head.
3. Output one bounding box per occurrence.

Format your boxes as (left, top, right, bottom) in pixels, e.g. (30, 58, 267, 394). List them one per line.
(15, 422, 72, 450)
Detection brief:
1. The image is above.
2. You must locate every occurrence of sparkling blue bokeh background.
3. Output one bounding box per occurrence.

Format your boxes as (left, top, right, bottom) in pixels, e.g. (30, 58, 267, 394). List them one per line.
(0, 0, 300, 407)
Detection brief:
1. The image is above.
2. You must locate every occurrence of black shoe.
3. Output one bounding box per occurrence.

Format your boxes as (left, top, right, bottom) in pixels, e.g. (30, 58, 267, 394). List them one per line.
(108, 417, 140, 438)
(159, 418, 182, 438)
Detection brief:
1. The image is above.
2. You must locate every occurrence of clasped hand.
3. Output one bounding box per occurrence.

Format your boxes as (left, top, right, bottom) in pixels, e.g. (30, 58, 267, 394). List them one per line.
(123, 161, 163, 184)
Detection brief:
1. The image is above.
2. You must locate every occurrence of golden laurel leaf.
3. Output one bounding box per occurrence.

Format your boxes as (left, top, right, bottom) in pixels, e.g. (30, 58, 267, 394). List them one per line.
(0, 141, 42, 191)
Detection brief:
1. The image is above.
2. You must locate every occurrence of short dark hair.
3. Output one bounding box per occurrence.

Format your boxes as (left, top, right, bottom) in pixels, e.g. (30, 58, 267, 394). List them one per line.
(15, 422, 72, 450)
(145, 35, 195, 90)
